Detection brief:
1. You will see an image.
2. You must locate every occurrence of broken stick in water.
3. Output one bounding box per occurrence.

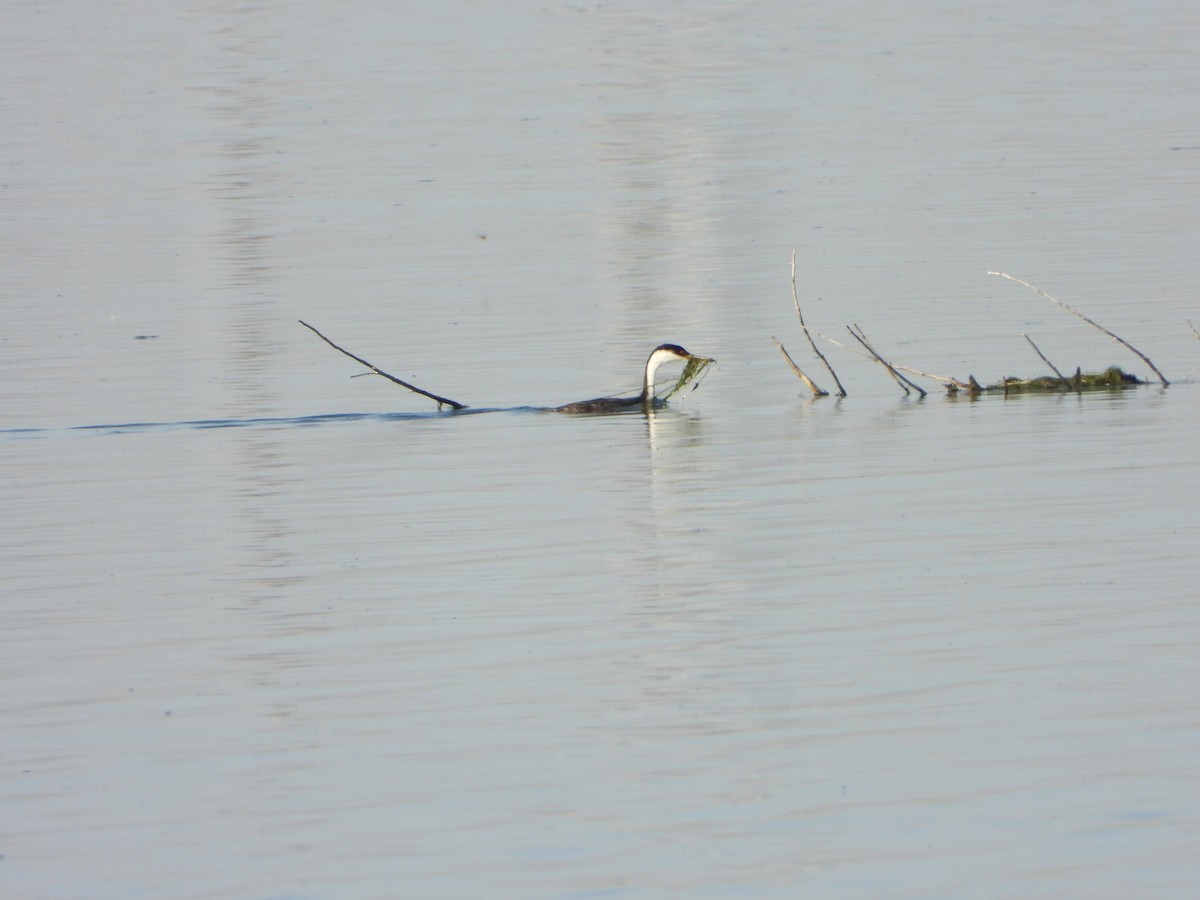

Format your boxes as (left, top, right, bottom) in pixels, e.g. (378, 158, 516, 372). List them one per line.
(299, 320, 467, 410)
(787, 249, 847, 396)
(772, 337, 828, 396)
(846, 324, 927, 397)
(988, 272, 1169, 387)
(1022, 333, 1071, 388)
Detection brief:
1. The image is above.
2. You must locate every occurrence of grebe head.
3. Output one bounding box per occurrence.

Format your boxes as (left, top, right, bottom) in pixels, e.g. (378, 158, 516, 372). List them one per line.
(643, 344, 692, 397)
(651, 343, 691, 359)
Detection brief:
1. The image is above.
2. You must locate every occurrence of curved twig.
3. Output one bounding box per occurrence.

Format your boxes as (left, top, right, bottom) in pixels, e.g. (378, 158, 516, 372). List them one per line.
(988, 272, 1169, 386)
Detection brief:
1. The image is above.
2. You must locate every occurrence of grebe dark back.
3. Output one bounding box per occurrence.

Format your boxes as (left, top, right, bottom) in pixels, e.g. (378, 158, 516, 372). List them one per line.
(554, 344, 699, 414)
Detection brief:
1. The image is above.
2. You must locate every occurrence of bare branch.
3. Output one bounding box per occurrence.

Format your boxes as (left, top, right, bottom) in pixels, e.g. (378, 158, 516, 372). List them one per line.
(299, 320, 467, 410)
(988, 271, 1169, 386)
(1021, 333, 1070, 388)
(789, 249, 847, 396)
(846, 324, 927, 397)
(772, 337, 828, 396)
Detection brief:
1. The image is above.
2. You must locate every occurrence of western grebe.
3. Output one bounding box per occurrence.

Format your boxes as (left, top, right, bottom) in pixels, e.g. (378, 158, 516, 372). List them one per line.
(554, 343, 703, 413)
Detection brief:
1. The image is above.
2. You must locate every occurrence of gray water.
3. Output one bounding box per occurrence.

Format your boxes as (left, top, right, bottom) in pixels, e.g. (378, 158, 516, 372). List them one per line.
(3, 2, 1199, 897)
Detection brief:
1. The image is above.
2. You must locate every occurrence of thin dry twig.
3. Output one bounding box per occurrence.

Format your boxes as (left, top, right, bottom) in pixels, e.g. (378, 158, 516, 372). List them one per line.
(299, 320, 467, 410)
(789, 249, 847, 396)
(846, 324, 927, 397)
(892, 364, 977, 392)
(802, 325, 859, 356)
(1189, 319, 1199, 342)
(1022, 333, 1070, 388)
(772, 337, 828, 396)
(988, 271, 1169, 386)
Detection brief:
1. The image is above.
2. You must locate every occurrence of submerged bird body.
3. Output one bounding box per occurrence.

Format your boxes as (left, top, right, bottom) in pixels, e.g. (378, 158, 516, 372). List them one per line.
(554, 344, 696, 414)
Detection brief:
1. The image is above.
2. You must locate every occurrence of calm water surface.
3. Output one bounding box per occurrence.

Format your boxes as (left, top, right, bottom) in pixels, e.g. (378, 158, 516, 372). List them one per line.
(3, 1, 1199, 897)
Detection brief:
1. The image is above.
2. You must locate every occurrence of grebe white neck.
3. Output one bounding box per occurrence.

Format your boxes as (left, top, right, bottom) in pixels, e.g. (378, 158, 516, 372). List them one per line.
(642, 344, 691, 400)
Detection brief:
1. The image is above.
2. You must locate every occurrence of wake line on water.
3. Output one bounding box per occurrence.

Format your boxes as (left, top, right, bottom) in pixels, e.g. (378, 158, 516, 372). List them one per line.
(1, 407, 513, 439)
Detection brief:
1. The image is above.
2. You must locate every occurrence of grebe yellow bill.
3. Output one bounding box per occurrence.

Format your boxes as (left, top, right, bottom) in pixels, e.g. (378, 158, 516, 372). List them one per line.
(553, 344, 714, 413)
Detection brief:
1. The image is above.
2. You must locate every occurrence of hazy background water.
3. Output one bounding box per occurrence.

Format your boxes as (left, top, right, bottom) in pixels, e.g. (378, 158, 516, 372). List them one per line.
(3, 1, 1198, 897)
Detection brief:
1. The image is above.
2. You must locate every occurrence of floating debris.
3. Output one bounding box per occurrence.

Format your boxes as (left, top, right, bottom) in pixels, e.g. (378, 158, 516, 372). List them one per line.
(964, 366, 1145, 395)
(776, 262, 1174, 399)
(988, 272, 1169, 387)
